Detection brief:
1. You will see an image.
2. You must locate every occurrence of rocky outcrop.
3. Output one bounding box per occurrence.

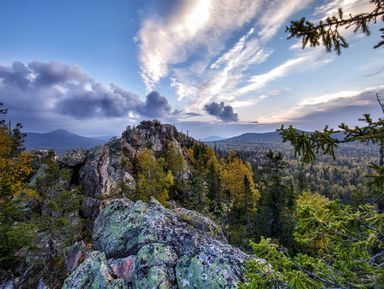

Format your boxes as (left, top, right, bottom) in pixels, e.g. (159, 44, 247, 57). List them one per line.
(77, 120, 186, 218)
(78, 139, 135, 218)
(122, 120, 182, 153)
(59, 148, 87, 168)
(63, 198, 253, 289)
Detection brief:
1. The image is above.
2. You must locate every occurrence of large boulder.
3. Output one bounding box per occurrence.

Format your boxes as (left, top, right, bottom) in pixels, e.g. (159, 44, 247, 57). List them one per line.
(64, 198, 254, 289)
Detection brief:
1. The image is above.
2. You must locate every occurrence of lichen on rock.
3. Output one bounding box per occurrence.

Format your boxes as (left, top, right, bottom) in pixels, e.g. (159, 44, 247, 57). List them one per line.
(62, 251, 125, 289)
(64, 197, 255, 289)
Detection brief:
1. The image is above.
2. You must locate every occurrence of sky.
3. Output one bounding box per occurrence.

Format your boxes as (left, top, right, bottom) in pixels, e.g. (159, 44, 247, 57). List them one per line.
(0, 0, 383, 139)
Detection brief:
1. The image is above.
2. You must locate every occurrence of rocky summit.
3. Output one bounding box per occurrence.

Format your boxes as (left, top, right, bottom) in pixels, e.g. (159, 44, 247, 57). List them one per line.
(62, 198, 251, 289)
(0, 120, 263, 289)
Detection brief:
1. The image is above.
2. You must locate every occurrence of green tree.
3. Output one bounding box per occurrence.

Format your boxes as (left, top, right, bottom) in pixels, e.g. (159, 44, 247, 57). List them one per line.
(222, 152, 260, 247)
(286, 0, 384, 54)
(164, 145, 187, 199)
(279, 106, 384, 211)
(222, 151, 260, 212)
(185, 168, 209, 211)
(239, 193, 384, 289)
(256, 151, 296, 248)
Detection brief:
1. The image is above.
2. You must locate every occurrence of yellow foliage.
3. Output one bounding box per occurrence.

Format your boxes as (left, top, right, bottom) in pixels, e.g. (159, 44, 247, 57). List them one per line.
(135, 148, 174, 205)
(222, 153, 260, 209)
(0, 128, 35, 198)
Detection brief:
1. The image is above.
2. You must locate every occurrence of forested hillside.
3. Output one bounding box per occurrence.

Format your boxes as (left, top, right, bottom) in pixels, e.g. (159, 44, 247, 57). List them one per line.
(209, 138, 378, 205)
(1, 98, 384, 288)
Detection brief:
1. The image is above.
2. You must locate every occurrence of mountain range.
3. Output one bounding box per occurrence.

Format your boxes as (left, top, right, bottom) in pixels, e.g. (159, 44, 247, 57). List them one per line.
(203, 131, 283, 144)
(24, 129, 106, 154)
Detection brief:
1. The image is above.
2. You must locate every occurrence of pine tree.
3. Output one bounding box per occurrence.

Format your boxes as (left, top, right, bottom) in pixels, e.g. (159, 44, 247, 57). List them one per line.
(185, 168, 209, 211)
(286, 0, 384, 54)
(239, 193, 384, 289)
(256, 151, 296, 247)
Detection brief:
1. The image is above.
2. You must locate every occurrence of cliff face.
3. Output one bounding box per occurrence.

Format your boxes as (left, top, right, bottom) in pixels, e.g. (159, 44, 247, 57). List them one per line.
(63, 198, 251, 289)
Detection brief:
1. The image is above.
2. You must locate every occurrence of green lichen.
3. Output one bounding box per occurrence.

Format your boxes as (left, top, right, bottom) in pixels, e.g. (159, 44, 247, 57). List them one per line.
(62, 251, 125, 289)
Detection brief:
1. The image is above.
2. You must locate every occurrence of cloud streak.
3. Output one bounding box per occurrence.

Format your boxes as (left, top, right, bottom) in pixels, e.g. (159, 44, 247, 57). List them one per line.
(257, 86, 384, 124)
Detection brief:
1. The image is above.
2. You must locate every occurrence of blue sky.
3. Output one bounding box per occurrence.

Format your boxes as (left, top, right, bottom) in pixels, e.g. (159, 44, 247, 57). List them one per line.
(0, 0, 383, 138)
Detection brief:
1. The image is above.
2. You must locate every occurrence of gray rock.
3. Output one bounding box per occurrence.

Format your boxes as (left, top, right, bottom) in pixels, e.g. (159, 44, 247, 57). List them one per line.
(89, 198, 253, 289)
(30, 149, 56, 170)
(108, 256, 136, 282)
(59, 148, 87, 167)
(62, 251, 125, 289)
(176, 244, 247, 289)
(77, 121, 188, 219)
(66, 241, 87, 273)
(132, 243, 178, 289)
(79, 142, 135, 218)
(123, 120, 182, 153)
(133, 265, 176, 289)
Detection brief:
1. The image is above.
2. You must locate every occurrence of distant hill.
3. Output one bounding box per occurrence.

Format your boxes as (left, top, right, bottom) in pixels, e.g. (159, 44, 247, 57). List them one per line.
(206, 130, 349, 145)
(24, 129, 105, 154)
(207, 131, 282, 144)
(201, 136, 226, 142)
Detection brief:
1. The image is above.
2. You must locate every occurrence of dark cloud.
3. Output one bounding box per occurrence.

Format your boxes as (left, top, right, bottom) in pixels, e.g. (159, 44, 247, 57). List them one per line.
(0, 61, 174, 120)
(204, 101, 238, 122)
(28, 61, 88, 86)
(137, 91, 172, 118)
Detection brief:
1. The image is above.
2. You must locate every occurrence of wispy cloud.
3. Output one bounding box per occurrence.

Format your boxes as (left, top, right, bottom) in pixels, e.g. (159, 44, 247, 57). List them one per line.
(138, 0, 262, 91)
(258, 0, 314, 41)
(170, 27, 272, 108)
(238, 50, 333, 95)
(138, 0, 315, 110)
(257, 86, 384, 124)
(315, 0, 375, 18)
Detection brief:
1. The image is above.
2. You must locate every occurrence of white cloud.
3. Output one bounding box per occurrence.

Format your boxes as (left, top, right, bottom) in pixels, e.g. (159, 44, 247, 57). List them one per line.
(237, 49, 333, 95)
(299, 90, 361, 106)
(230, 100, 256, 108)
(258, 0, 314, 41)
(315, 0, 375, 18)
(138, 0, 262, 91)
(170, 28, 273, 109)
